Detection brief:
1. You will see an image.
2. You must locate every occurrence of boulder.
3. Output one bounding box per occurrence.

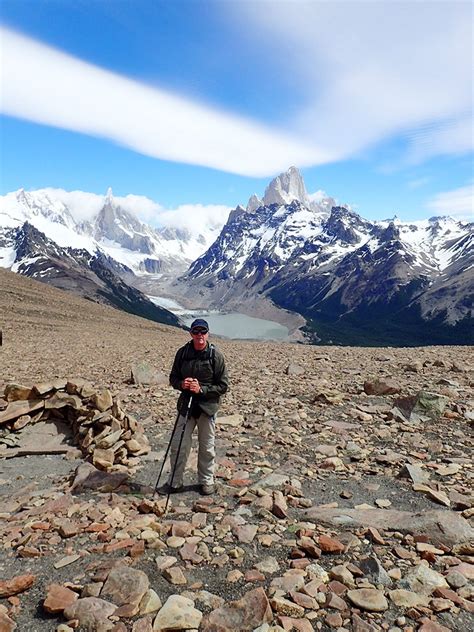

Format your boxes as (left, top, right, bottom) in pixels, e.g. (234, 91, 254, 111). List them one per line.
(43, 584, 79, 614)
(131, 363, 168, 386)
(63, 597, 117, 630)
(304, 507, 474, 547)
(101, 566, 150, 614)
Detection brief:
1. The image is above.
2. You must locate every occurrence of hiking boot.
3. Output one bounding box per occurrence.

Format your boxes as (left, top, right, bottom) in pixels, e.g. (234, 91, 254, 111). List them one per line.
(156, 482, 183, 496)
(200, 483, 215, 496)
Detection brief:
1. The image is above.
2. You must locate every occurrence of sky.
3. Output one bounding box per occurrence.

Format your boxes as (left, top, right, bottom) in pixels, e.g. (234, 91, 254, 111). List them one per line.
(0, 0, 473, 226)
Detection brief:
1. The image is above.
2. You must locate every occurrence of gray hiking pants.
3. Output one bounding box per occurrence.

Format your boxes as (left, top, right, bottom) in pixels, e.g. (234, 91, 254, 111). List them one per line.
(167, 412, 216, 487)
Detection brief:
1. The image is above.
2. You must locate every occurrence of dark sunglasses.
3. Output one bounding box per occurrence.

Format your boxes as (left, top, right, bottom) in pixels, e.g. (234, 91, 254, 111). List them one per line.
(191, 328, 208, 335)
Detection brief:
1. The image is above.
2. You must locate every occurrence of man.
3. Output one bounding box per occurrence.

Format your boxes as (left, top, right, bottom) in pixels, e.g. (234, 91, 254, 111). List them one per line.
(158, 318, 229, 496)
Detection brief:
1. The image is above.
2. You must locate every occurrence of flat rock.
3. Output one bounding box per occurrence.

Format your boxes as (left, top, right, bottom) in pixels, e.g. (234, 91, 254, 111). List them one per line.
(218, 414, 244, 427)
(70, 462, 129, 493)
(0, 574, 36, 597)
(269, 596, 304, 617)
(398, 463, 430, 485)
(92, 389, 113, 412)
(0, 399, 44, 424)
(286, 363, 305, 375)
(304, 506, 474, 547)
(234, 524, 258, 543)
(152, 595, 202, 630)
(200, 587, 272, 631)
(389, 589, 429, 608)
(346, 589, 388, 612)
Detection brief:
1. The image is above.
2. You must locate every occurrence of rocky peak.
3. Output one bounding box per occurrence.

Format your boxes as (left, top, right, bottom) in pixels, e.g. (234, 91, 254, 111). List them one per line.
(379, 222, 401, 242)
(14, 222, 62, 262)
(263, 166, 308, 207)
(227, 205, 247, 225)
(246, 194, 263, 213)
(324, 207, 362, 245)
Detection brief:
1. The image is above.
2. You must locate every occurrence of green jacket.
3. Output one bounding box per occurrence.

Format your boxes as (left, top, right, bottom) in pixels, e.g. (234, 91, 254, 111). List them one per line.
(169, 341, 229, 417)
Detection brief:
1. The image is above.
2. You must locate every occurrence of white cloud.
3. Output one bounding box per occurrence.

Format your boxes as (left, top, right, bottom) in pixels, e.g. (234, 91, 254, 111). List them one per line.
(426, 184, 474, 220)
(156, 204, 231, 232)
(40, 188, 164, 223)
(231, 1, 473, 165)
(41, 188, 105, 221)
(115, 194, 164, 223)
(2, 2, 471, 178)
(0, 27, 324, 178)
(307, 189, 329, 203)
(36, 187, 231, 232)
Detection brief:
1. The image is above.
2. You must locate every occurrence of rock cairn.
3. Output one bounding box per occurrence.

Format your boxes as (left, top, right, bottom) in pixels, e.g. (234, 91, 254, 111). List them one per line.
(0, 379, 150, 470)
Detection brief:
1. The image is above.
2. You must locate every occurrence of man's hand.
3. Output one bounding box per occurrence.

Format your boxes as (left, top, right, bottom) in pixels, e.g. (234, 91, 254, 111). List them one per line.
(182, 378, 201, 393)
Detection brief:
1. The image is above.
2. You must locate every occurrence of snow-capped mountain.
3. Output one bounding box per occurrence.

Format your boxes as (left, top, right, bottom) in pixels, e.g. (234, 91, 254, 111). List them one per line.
(0, 188, 224, 276)
(179, 168, 473, 345)
(246, 165, 335, 214)
(0, 220, 181, 327)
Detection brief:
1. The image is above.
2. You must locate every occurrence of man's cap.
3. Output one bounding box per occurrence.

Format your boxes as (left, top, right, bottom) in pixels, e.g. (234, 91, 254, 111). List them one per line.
(190, 318, 209, 332)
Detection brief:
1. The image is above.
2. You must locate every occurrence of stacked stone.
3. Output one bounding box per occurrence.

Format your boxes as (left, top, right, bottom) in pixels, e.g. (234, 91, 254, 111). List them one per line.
(0, 379, 150, 470)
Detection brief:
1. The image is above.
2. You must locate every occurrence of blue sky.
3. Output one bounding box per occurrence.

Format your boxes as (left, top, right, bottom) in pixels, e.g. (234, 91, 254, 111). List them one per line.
(1, 0, 472, 223)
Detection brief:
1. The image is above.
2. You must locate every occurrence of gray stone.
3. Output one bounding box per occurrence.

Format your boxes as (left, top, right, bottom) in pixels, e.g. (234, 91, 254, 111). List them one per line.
(131, 363, 168, 386)
(395, 391, 449, 421)
(70, 463, 129, 493)
(285, 363, 305, 375)
(358, 556, 392, 586)
(446, 571, 467, 589)
(64, 597, 116, 631)
(304, 506, 474, 547)
(404, 564, 448, 595)
(398, 463, 430, 485)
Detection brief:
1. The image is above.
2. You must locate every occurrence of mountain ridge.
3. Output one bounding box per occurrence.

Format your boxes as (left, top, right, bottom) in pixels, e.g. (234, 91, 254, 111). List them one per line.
(178, 169, 473, 345)
(1, 170, 472, 345)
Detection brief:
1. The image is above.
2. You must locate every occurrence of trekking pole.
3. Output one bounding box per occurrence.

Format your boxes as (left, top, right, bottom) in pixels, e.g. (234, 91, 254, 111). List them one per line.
(153, 406, 183, 498)
(164, 394, 193, 514)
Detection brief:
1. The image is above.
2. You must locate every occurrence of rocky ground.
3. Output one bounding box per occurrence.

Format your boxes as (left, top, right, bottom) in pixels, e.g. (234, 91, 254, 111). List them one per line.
(0, 268, 473, 632)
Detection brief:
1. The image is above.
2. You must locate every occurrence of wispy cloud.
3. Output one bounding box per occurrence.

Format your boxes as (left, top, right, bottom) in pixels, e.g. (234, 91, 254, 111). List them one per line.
(426, 184, 474, 220)
(2, 1, 472, 178)
(0, 27, 324, 178)
(407, 177, 431, 190)
(231, 1, 473, 165)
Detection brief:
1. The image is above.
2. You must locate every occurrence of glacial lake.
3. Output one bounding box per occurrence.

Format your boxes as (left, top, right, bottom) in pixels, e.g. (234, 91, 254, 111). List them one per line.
(149, 296, 289, 341)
